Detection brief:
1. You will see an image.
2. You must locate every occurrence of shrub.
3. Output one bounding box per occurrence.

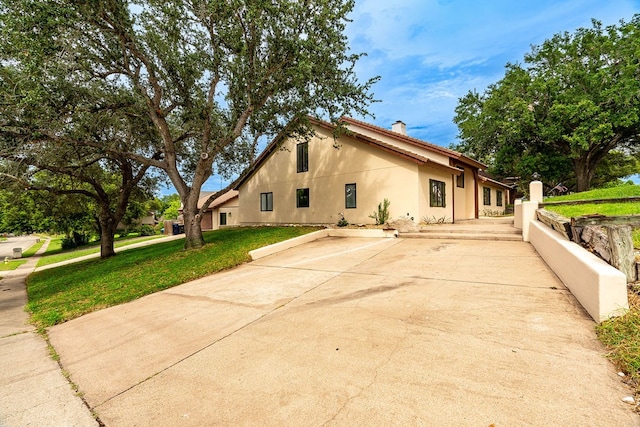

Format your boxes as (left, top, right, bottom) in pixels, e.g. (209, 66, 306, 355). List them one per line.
(61, 232, 90, 250)
(139, 225, 156, 236)
(369, 199, 391, 225)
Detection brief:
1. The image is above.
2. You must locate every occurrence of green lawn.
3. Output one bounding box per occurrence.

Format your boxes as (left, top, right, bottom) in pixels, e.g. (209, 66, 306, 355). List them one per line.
(545, 184, 640, 201)
(26, 226, 319, 329)
(37, 235, 165, 267)
(545, 202, 640, 218)
(0, 259, 27, 271)
(544, 184, 640, 248)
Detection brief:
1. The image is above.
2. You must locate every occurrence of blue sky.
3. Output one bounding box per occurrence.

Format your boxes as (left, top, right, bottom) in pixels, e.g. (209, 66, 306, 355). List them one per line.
(193, 0, 639, 194)
(345, 0, 640, 145)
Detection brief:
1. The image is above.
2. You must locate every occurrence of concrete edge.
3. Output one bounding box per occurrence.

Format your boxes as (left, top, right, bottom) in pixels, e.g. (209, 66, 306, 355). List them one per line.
(248, 228, 398, 261)
(529, 220, 629, 323)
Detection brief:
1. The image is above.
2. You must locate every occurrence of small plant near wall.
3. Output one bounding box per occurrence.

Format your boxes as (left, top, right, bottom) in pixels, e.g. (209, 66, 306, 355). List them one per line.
(337, 213, 349, 227)
(369, 199, 391, 225)
(482, 209, 503, 217)
(420, 215, 451, 225)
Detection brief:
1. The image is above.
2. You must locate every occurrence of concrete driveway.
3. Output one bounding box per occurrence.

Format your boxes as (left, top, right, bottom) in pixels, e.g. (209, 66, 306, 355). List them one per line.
(48, 236, 639, 426)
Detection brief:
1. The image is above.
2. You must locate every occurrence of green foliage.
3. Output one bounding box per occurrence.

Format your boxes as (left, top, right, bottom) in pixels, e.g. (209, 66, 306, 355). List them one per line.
(336, 213, 349, 227)
(369, 199, 391, 225)
(421, 215, 450, 225)
(596, 290, 640, 395)
(545, 184, 640, 202)
(138, 225, 156, 236)
(37, 235, 164, 267)
(454, 16, 640, 192)
(546, 202, 640, 218)
(61, 232, 90, 250)
(161, 195, 182, 220)
(26, 227, 320, 328)
(543, 184, 640, 248)
(0, 259, 27, 271)
(0, 0, 378, 250)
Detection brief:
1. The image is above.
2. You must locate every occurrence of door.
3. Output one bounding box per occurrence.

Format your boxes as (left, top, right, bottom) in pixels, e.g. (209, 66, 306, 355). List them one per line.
(219, 212, 227, 226)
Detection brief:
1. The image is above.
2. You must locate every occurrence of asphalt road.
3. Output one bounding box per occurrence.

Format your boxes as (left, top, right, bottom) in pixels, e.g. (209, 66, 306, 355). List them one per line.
(0, 235, 40, 259)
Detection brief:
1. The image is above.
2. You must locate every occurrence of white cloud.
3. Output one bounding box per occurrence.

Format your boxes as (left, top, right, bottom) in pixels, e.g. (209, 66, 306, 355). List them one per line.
(346, 0, 640, 146)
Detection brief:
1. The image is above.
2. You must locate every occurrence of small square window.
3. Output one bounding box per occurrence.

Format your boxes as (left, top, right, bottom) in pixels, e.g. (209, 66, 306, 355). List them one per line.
(297, 142, 308, 173)
(345, 183, 356, 209)
(260, 192, 273, 211)
(456, 168, 465, 188)
(430, 179, 446, 207)
(483, 187, 491, 205)
(497, 190, 503, 207)
(296, 188, 309, 208)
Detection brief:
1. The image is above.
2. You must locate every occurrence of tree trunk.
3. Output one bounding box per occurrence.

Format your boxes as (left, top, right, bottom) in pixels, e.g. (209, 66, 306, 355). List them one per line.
(574, 157, 595, 192)
(181, 195, 206, 250)
(98, 214, 117, 258)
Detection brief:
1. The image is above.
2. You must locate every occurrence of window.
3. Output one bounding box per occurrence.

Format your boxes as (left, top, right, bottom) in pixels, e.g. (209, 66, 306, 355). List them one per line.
(456, 168, 465, 188)
(219, 212, 227, 226)
(345, 183, 356, 209)
(429, 179, 446, 207)
(296, 188, 309, 208)
(497, 190, 503, 207)
(296, 142, 308, 173)
(483, 187, 491, 205)
(260, 192, 273, 211)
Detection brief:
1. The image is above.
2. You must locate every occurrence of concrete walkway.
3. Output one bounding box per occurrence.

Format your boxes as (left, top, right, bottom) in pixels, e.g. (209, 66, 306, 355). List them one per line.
(45, 236, 638, 426)
(0, 239, 97, 427)
(0, 234, 185, 426)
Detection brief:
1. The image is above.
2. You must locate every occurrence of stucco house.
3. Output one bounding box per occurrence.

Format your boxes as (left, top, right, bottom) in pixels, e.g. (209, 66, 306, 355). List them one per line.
(182, 190, 239, 231)
(234, 117, 510, 226)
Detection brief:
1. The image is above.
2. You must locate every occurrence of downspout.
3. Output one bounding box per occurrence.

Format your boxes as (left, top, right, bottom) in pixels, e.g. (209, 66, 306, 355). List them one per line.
(473, 168, 480, 219)
(451, 174, 456, 223)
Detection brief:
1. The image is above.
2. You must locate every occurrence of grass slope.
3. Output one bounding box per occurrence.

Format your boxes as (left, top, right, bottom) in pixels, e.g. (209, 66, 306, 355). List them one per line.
(26, 227, 319, 329)
(544, 184, 640, 248)
(546, 184, 640, 201)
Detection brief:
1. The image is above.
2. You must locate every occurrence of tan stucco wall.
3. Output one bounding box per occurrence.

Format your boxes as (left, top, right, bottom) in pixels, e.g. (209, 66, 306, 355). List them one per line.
(203, 199, 239, 230)
(452, 166, 477, 220)
(479, 182, 507, 216)
(417, 166, 454, 223)
(345, 122, 451, 165)
(238, 127, 464, 225)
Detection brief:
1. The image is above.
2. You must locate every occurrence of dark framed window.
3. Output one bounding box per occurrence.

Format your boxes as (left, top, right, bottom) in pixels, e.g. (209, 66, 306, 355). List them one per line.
(260, 192, 273, 211)
(456, 168, 465, 188)
(219, 212, 227, 226)
(497, 190, 503, 207)
(345, 183, 356, 209)
(483, 187, 491, 205)
(429, 179, 446, 207)
(296, 188, 309, 208)
(296, 142, 308, 173)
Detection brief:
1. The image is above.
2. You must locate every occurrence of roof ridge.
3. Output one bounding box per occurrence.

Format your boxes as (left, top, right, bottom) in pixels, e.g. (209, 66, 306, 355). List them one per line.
(340, 117, 460, 157)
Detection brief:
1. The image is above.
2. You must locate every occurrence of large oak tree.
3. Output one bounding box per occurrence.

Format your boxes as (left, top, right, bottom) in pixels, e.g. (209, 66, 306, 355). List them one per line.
(0, 61, 161, 258)
(2, 0, 378, 249)
(454, 17, 640, 192)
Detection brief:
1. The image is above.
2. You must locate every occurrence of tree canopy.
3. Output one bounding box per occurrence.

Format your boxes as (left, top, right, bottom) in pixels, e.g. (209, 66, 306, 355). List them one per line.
(1, 0, 378, 249)
(454, 16, 640, 192)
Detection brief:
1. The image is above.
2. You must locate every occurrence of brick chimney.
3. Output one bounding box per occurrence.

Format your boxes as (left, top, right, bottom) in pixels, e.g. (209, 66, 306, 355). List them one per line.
(391, 120, 406, 135)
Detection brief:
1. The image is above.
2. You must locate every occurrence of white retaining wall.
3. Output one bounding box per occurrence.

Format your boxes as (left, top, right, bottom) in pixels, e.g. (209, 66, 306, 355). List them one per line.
(528, 220, 628, 322)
